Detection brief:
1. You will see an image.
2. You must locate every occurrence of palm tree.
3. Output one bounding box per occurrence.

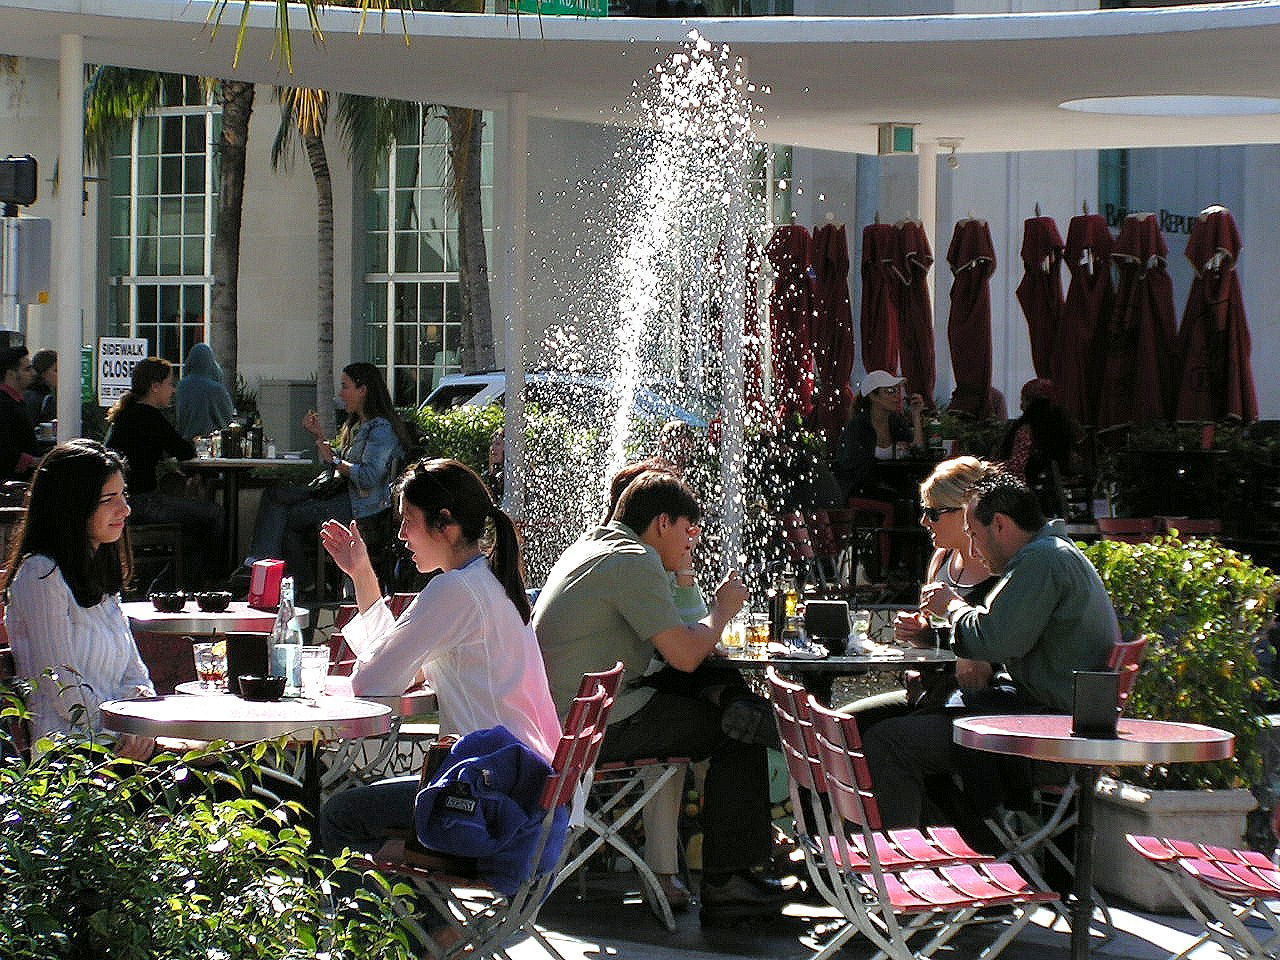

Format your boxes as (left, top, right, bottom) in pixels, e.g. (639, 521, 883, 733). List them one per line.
(85, 67, 254, 391)
(271, 86, 338, 436)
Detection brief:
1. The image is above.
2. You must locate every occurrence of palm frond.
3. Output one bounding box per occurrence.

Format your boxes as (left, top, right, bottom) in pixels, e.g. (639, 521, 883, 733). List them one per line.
(83, 67, 166, 169)
(335, 94, 419, 176)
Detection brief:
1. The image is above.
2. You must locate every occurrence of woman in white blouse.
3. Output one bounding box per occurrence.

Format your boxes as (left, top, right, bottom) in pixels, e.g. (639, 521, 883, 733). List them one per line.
(3, 440, 155, 760)
(318, 457, 561, 859)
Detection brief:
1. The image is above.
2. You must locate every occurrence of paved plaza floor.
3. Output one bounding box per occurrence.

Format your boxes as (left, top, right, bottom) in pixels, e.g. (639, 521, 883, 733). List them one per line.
(513, 873, 1237, 960)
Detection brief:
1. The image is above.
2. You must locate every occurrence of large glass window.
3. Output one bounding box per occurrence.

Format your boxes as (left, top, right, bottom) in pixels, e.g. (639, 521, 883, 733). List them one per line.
(364, 108, 493, 407)
(108, 76, 216, 369)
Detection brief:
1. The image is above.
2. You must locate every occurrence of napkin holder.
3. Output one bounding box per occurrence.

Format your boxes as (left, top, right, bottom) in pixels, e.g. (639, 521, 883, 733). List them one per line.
(804, 600, 850, 655)
(225, 632, 270, 693)
(1071, 670, 1121, 739)
(247, 559, 285, 611)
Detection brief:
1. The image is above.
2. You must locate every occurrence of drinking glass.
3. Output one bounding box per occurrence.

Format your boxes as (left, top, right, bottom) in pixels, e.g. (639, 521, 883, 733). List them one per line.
(928, 614, 951, 651)
(747, 613, 771, 660)
(192, 640, 227, 691)
(849, 608, 872, 645)
(299, 645, 330, 700)
(721, 612, 747, 655)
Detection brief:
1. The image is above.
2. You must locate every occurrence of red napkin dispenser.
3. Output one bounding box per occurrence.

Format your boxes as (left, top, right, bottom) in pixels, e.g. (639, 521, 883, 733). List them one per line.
(247, 559, 285, 611)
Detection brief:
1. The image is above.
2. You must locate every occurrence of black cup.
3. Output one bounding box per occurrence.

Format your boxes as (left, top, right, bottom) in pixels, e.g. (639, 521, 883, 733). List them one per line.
(238, 675, 286, 701)
(1072, 670, 1121, 739)
(225, 632, 270, 694)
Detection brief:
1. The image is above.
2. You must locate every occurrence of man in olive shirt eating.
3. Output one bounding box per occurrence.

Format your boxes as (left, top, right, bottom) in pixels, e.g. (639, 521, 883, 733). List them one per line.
(863, 471, 1117, 829)
(533, 470, 785, 923)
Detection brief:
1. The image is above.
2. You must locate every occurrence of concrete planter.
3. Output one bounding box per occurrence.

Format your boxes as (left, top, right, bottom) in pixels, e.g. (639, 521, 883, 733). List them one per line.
(1092, 776, 1257, 913)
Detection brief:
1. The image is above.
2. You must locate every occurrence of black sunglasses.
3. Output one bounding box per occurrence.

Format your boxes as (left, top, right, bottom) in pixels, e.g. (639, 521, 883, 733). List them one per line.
(921, 506, 959, 523)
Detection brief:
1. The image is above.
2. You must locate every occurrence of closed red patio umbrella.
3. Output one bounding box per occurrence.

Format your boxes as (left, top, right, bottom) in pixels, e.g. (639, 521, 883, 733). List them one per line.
(765, 224, 816, 420)
(1097, 213, 1179, 426)
(1056, 213, 1113, 426)
(810, 221, 856, 444)
(860, 221, 901, 376)
(946, 218, 996, 418)
(1175, 205, 1258, 422)
(896, 219, 936, 406)
(1015, 215, 1065, 380)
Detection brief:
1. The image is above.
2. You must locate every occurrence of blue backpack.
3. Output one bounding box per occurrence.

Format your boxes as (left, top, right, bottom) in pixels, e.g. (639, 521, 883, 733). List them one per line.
(415, 725, 568, 896)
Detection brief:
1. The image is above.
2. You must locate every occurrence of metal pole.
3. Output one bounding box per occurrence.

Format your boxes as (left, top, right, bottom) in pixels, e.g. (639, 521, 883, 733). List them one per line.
(57, 33, 84, 440)
(1, 216, 18, 332)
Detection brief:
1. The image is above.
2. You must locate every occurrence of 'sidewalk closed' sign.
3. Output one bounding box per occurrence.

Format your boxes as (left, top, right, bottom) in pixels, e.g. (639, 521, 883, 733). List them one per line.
(97, 337, 149, 406)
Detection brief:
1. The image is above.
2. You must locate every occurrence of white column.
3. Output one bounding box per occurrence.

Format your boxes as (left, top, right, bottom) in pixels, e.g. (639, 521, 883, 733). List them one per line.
(497, 92, 529, 521)
(917, 140, 938, 325)
(57, 33, 84, 440)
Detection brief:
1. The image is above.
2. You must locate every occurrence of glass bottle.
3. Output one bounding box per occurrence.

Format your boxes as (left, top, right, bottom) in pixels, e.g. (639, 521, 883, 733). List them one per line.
(269, 577, 303, 696)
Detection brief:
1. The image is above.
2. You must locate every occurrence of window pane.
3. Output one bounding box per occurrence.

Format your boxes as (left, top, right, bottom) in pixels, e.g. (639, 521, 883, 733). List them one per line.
(110, 157, 131, 196)
(394, 318, 416, 365)
(160, 197, 181, 235)
(183, 237, 203, 273)
(184, 156, 204, 194)
(161, 116, 183, 153)
(420, 232, 444, 273)
(138, 286, 158, 322)
(184, 197, 205, 232)
(137, 156, 159, 196)
(137, 239, 158, 276)
(109, 238, 130, 274)
(160, 285, 180, 319)
(185, 114, 206, 152)
(395, 147, 420, 188)
(159, 238, 181, 275)
(138, 116, 159, 154)
(367, 231, 387, 273)
(161, 156, 182, 194)
(394, 232, 418, 272)
(419, 187, 445, 230)
(110, 197, 130, 236)
(366, 190, 388, 231)
(394, 189, 418, 231)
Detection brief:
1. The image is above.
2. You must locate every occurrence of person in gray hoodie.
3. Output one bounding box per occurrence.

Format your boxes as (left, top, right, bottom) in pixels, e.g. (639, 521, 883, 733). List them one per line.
(176, 343, 235, 440)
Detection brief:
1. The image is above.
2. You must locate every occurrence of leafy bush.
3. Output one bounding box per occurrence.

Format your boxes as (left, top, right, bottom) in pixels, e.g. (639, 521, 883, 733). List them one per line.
(1083, 534, 1280, 791)
(409, 403, 504, 475)
(0, 697, 418, 960)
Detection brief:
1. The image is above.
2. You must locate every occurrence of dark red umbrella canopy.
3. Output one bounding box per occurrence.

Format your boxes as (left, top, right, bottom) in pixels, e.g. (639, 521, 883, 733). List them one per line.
(1015, 216, 1065, 380)
(945, 218, 996, 418)
(1175, 206, 1258, 422)
(810, 222, 856, 445)
(765, 224, 817, 421)
(1057, 213, 1113, 426)
(742, 237, 769, 423)
(1096, 213, 1179, 426)
(896, 219, 936, 407)
(859, 222, 901, 376)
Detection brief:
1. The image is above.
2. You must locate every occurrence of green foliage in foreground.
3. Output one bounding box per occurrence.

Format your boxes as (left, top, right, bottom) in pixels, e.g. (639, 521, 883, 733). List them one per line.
(1083, 534, 1280, 792)
(0, 709, 417, 960)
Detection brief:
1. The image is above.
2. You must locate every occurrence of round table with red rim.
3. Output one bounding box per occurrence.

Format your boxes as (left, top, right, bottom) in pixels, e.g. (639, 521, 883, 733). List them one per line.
(953, 714, 1234, 960)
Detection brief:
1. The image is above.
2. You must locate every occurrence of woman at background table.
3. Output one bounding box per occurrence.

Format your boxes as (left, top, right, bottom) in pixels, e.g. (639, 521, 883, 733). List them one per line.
(997, 377, 1079, 518)
(3, 441, 155, 760)
(104, 357, 223, 585)
(23, 347, 56, 427)
(317, 457, 560, 860)
(176, 343, 235, 441)
(245, 362, 410, 589)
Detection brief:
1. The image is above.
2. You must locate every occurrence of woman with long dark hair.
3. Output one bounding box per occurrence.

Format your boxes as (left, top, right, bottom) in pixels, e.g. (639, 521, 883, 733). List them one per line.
(318, 457, 560, 858)
(105, 357, 224, 578)
(246, 362, 409, 585)
(3, 441, 155, 759)
(998, 378, 1079, 517)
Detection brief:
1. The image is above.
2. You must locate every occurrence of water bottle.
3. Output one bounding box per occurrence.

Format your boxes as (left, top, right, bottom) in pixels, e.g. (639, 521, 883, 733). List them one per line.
(270, 577, 303, 696)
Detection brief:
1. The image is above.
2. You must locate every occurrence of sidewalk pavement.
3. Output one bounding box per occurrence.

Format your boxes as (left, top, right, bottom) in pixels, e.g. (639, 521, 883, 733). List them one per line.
(512, 874, 1235, 960)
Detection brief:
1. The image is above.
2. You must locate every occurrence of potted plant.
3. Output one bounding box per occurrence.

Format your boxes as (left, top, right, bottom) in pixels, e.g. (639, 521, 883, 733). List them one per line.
(1080, 533, 1279, 911)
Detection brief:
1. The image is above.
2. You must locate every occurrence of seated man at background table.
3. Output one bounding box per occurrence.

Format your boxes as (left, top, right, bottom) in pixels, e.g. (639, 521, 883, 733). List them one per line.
(0, 345, 38, 482)
(533, 470, 786, 925)
(862, 471, 1117, 830)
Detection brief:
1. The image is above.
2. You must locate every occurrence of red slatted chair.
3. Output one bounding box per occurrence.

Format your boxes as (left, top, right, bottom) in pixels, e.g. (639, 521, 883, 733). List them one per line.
(369, 662, 624, 960)
(795, 691, 1057, 960)
(1125, 833, 1280, 959)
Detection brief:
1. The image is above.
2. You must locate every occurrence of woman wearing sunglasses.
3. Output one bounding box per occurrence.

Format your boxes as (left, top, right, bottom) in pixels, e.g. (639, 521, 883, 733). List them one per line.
(844, 456, 999, 724)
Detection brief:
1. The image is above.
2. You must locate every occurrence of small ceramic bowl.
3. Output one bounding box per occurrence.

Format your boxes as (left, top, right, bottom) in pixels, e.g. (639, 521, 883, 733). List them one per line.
(238, 675, 287, 701)
(150, 592, 187, 613)
(195, 591, 233, 613)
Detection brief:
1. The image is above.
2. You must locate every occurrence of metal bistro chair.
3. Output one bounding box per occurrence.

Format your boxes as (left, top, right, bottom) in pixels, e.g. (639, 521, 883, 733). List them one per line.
(784, 680, 1057, 960)
(368, 662, 623, 960)
(982, 633, 1149, 933)
(1125, 832, 1280, 960)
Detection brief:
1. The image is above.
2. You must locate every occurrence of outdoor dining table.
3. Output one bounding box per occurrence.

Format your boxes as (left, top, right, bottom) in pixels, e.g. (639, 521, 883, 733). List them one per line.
(100, 692, 392, 819)
(719, 642, 956, 703)
(181, 455, 311, 571)
(953, 714, 1234, 960)
(123, 600, 311, 695)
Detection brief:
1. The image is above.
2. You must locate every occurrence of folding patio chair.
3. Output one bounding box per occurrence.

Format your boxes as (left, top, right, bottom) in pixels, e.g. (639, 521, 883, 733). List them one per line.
(1125, 833, 1280, 960)
(767, 668, 1057, 960)
(369, 662, 624, 960)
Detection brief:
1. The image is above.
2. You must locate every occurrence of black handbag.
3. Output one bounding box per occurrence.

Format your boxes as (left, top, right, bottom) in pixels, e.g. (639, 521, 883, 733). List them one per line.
(306, 466, 348, 499)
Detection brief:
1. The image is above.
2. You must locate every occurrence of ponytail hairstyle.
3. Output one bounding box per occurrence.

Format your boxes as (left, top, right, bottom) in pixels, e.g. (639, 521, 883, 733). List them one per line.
(397, 457, 530, 624)
(0, 440, 133, 607)
(107, 356, 172, 423)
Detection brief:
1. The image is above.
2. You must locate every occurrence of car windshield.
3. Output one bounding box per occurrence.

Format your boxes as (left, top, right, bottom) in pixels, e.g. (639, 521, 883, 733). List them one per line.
(424, 383, 488, 412)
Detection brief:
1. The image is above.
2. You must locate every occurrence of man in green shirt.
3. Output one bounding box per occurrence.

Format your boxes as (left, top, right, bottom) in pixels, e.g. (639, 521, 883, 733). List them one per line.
(534, 471, 785, 923)
(863, 471, 1116, 829)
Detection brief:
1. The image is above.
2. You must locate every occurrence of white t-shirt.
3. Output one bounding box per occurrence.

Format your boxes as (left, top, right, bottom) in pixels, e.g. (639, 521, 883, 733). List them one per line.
(6, 555, 154, 739)
(343, 558, 562, 762)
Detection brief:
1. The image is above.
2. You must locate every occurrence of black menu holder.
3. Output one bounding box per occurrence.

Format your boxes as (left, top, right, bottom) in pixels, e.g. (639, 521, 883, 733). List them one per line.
(225, 631, 270, 693)
(804, 600, 850, 655)
(1072, 670, 1121, 739)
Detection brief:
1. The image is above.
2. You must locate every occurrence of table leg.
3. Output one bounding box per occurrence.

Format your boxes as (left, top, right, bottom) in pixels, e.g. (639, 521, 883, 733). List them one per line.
(224, 470, 240, 573)
(301, 740, 322, 844)
(1070, 765, 1098, 960)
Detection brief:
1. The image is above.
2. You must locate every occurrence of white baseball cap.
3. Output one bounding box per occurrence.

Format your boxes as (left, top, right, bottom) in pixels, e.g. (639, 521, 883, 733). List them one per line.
(860, 370, 906, 396)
